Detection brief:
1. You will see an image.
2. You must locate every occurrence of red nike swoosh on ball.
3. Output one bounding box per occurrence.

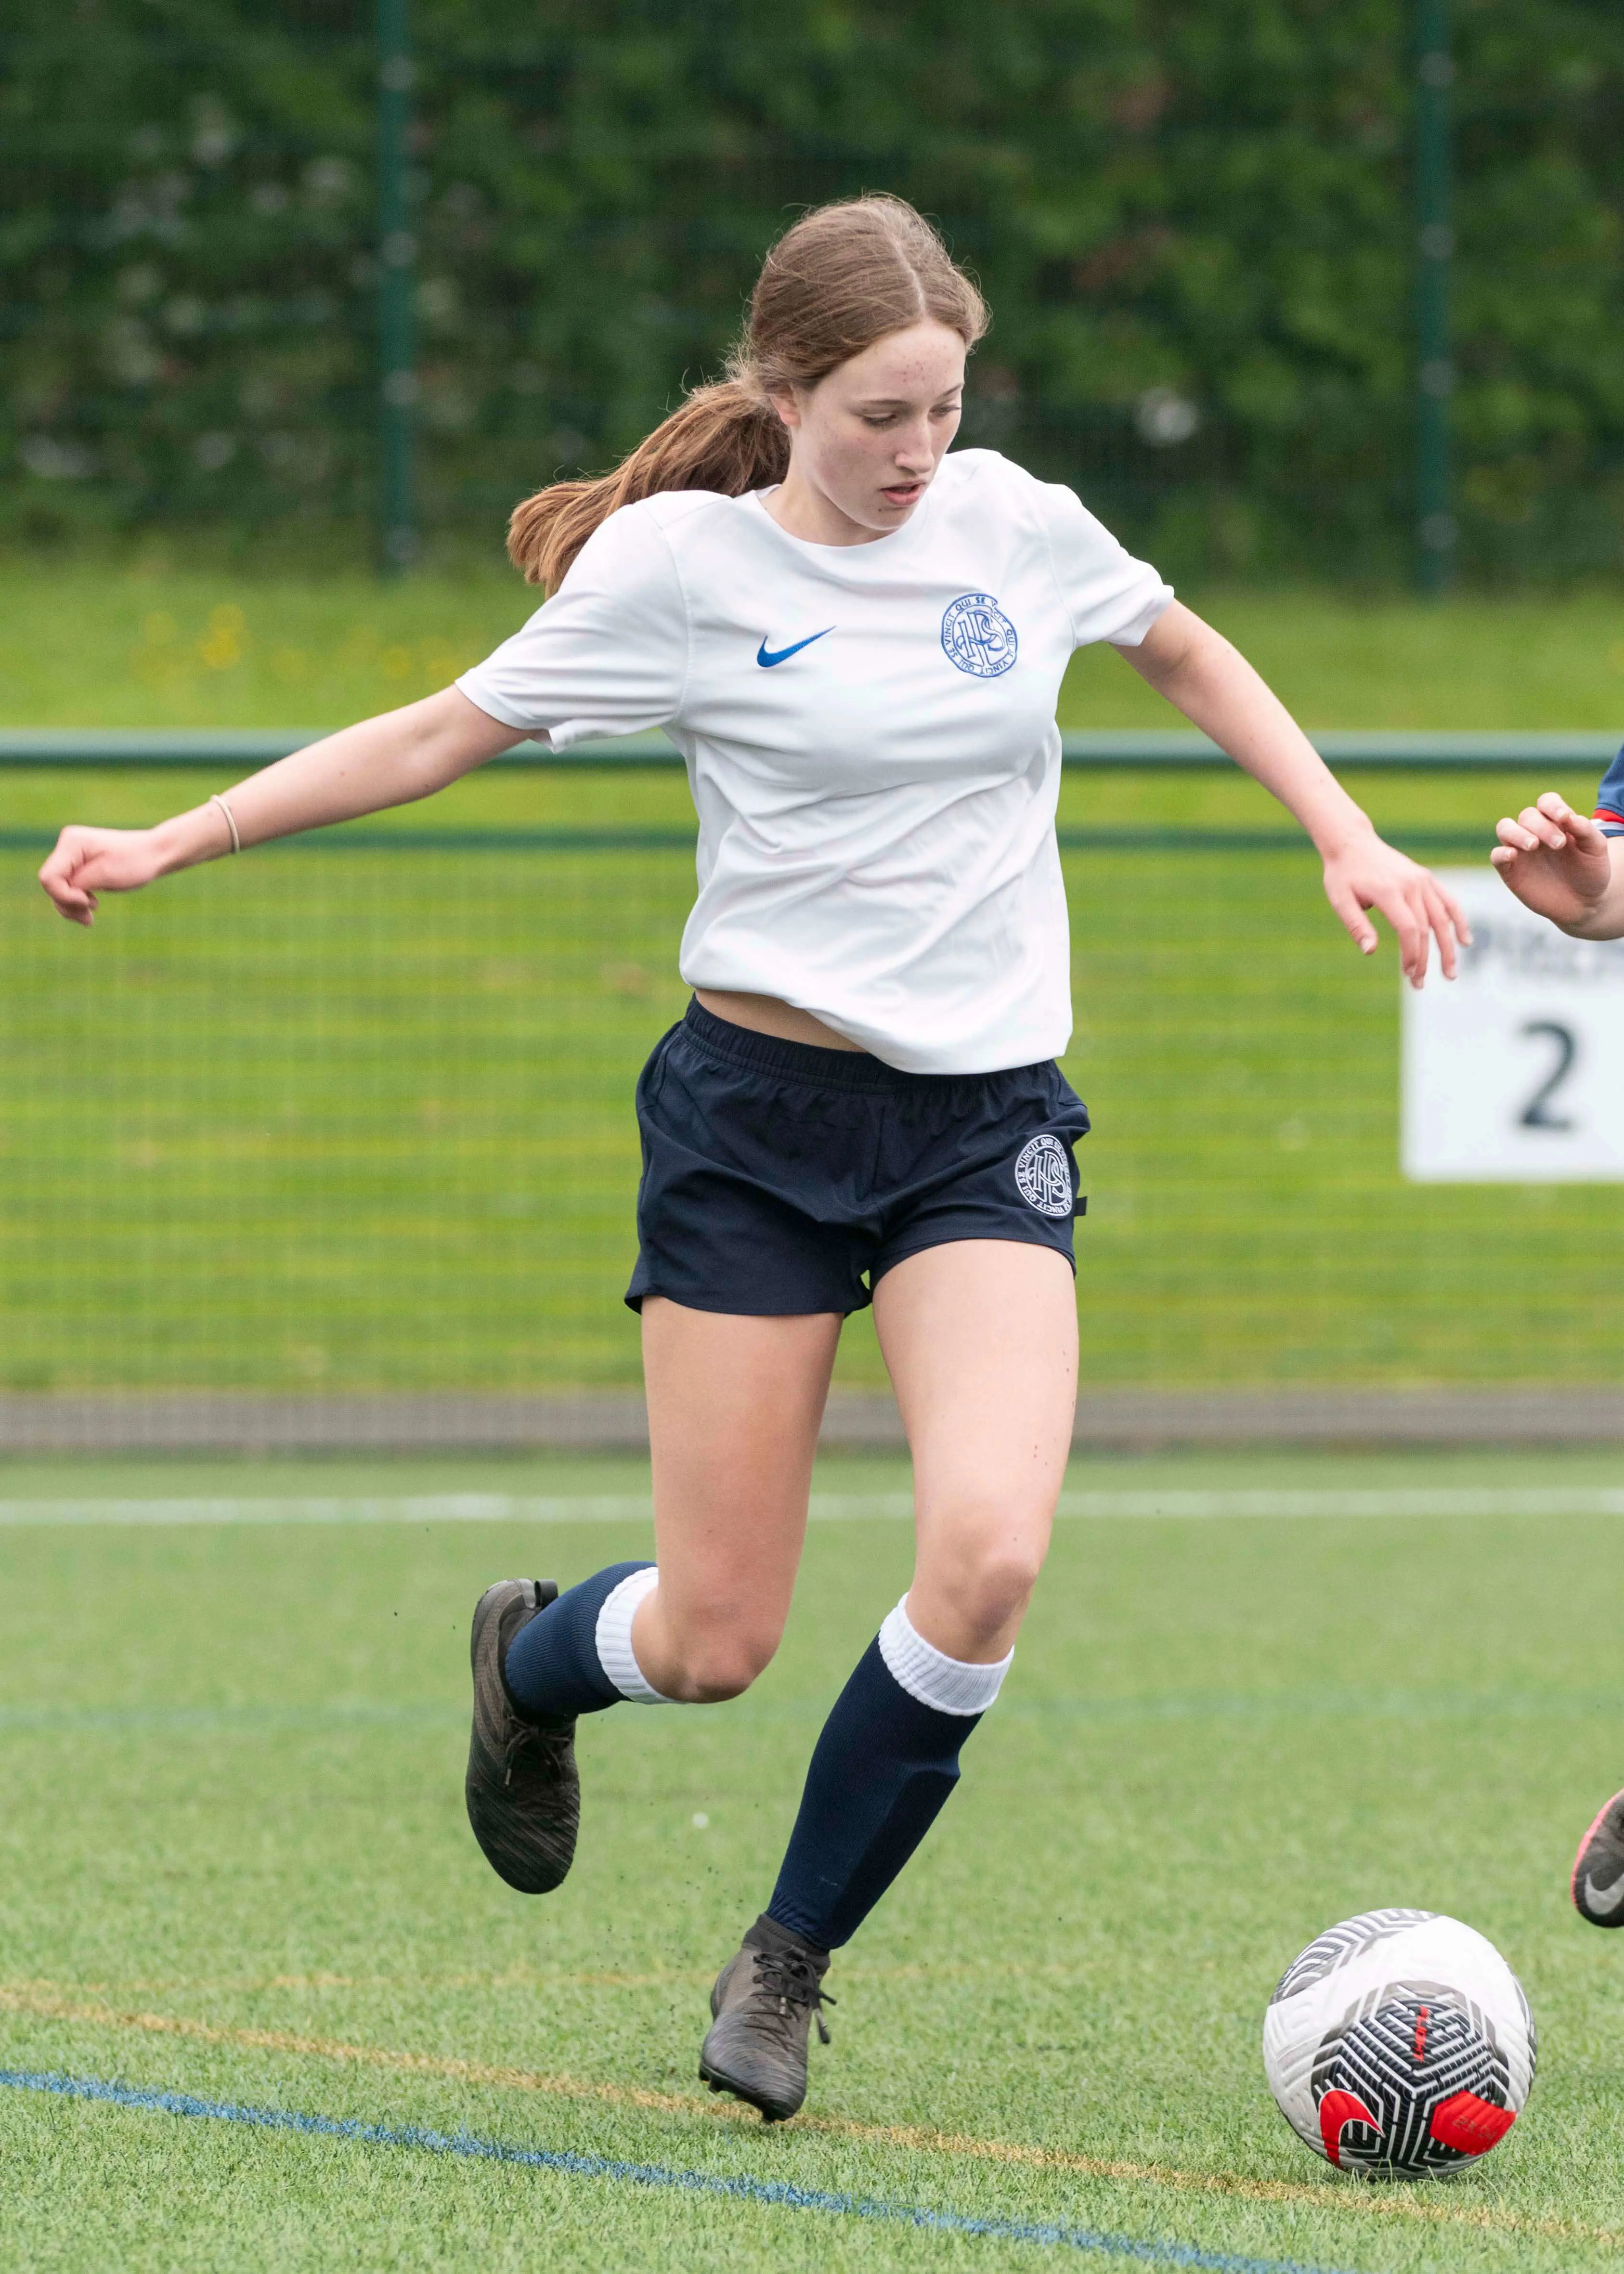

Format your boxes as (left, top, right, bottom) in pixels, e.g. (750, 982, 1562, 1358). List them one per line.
(1317, 2089, 1379, 2166)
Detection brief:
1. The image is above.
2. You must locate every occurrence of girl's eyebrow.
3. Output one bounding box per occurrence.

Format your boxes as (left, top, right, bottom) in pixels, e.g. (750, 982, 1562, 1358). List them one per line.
(851, 390, 964, 411)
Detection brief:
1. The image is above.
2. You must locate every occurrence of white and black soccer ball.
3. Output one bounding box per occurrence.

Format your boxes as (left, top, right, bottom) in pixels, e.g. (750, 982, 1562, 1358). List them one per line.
(1262, 1910, 1535, 2179)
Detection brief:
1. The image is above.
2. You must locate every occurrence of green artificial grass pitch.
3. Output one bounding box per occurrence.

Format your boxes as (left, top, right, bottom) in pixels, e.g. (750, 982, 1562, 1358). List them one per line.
(3, 1449, 1624, 2271)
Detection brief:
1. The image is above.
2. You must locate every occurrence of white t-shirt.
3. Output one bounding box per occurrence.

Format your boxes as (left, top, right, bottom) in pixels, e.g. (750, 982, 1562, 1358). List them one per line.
(456, 448, 1172, 1073)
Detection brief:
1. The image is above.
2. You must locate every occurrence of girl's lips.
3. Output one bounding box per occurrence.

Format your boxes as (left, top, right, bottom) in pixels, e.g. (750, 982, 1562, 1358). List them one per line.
(880, 482, 924, 505)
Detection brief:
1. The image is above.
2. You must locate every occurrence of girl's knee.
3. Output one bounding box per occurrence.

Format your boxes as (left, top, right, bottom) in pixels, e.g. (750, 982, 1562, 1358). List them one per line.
(660, 1610, 782, 1702)
(915, 1499, 1052, 1648)
(949, 1544, 1043, 1638)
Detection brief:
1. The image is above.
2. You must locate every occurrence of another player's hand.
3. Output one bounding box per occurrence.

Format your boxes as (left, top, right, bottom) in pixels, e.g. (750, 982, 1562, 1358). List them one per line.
(39, 825, 167, 927)
(1320, 832, 1468, 988)
(1490, 793, 1613, 930)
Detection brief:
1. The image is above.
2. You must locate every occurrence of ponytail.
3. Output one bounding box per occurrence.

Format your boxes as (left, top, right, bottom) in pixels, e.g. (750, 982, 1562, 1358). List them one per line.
(507, 195, 987, 593)
(507, 375, 789, 591)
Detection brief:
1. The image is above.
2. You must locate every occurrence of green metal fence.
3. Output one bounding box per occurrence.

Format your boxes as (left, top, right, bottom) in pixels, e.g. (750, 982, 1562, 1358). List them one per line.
(2, 729, 1615, 768)
(3, 733, 1619, 1404)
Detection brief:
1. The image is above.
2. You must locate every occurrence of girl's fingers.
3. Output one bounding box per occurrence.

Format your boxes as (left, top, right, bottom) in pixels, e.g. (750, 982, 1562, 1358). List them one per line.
(1423, 881, 1460, 979)
(1545, 799, 1609, 853)
(1378, 886, 1425, 981)
(1515, 802, 1570, 851)
(1326, 881, 1379, 954)
(1535, 792, 1588, 832)
(1492, 800, 1611, 910)
(38, 833, 103, 923)
(1402, 881, 1444, 983)
(1327, 855, 1469, 982)
(37, 868, 81, 911)
(39, 832, 88, 893)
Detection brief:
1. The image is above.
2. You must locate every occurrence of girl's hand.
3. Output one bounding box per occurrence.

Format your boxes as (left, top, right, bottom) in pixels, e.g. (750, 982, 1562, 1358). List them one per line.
(1490, 793, 1614, 930)
(1321, 831, 1469, 987)
(39, 825, 169, 927)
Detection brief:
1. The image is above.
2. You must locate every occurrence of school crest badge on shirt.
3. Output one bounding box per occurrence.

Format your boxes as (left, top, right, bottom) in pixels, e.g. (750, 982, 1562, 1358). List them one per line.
(941, 592, 1018, 678)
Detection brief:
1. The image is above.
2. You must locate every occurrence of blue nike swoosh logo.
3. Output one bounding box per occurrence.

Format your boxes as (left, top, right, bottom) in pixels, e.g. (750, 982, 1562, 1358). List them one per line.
(757, 628, 834, 668)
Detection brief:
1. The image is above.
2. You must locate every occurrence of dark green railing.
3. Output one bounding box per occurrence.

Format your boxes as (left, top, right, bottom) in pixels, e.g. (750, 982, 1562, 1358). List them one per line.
(4, 728, 1607, 858)
(0, 728, 1615, 770)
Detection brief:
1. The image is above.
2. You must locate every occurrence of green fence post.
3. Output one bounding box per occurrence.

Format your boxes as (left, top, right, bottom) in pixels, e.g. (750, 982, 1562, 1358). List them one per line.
(377, 0, 417, 574)
(1415, 0, 1455, 595)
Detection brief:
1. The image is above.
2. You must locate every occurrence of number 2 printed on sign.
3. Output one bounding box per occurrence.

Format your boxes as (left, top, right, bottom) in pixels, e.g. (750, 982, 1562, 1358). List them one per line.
(1517, 1020, 1578, 1132)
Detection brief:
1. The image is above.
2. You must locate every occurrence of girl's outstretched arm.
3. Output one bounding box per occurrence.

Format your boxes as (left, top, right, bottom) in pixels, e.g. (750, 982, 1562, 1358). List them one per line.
(1491, 792, 1624, 938)
(1121, 601, 1468, 987)
(39, 687, 520, 926)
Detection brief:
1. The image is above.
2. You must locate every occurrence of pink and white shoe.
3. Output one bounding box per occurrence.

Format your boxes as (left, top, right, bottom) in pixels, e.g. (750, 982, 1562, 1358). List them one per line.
(1572, 1789, 1624, 1926)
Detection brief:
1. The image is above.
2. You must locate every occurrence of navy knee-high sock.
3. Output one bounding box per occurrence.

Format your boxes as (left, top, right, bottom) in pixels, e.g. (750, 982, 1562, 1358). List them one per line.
(767, 1638, 982, 1951)
(503, 1561, 654, 1719)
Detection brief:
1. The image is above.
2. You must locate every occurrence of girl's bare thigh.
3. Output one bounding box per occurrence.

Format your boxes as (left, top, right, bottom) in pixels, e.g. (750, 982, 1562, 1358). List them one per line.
(630, 1239, 1078, 1696)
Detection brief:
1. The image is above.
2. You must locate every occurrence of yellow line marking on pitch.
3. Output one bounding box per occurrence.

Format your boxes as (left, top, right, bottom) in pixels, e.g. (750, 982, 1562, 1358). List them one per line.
(1, 1981, 1615, 2253)
(0, 1983, 705, 2119)
(2, 1958, 1074, 1997)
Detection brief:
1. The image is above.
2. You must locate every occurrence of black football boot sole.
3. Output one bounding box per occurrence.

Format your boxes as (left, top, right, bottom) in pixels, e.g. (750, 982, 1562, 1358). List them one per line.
(1572, 1788, 1624, 1926)
(465, 1577, 581, 1895)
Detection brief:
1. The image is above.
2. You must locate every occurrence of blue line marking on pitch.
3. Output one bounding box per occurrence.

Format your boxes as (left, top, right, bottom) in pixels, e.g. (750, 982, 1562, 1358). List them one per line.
(0, 2068, 1360, 2274)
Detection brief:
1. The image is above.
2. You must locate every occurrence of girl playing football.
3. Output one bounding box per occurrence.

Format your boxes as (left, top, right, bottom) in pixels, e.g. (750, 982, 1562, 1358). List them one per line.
(40, 195, 1466, 2119)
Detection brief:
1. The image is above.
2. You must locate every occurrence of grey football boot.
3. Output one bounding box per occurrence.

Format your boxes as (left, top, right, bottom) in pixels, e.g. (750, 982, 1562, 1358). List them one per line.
(465, 1578, 581, 1895)
(699, 1912, 834, 2121)
(1572, 1788, 1624, 1925)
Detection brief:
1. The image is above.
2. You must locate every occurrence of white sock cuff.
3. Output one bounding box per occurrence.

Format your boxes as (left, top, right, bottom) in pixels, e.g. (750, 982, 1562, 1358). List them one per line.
(595, 1565, 673, 1704)
(877, 1596, 1013, 1716)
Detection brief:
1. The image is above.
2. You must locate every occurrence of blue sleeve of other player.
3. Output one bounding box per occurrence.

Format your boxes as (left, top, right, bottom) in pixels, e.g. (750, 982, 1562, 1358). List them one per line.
(1595, 745, 1624, 836)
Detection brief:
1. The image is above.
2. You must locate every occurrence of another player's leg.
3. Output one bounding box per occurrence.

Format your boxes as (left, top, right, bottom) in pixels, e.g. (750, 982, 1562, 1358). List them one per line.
(1572, 1789, 1624, 1925)
(701, 1239, 1077, 2119)
(465, 1299, 838, 1894)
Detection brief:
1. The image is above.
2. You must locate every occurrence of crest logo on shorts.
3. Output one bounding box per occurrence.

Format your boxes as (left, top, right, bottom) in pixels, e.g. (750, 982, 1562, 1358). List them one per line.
(1014, 1133, 1072, 1217)
(941, 593, 1018, 678)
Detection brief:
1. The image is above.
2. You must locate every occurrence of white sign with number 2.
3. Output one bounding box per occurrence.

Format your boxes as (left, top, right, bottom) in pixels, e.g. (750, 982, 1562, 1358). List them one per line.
(1403, 866, 1624, 1182)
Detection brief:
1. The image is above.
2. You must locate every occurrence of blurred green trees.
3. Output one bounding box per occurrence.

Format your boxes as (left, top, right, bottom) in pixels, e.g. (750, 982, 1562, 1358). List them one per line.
(0, 0, 1619, 580)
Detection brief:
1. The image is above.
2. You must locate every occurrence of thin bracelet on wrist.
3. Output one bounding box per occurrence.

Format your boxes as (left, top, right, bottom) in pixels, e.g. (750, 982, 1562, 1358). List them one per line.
(209, 793, 241, 856)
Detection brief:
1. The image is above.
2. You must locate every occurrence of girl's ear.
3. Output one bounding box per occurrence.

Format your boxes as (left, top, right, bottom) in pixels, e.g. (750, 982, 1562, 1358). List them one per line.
(766, 387, 803, 432)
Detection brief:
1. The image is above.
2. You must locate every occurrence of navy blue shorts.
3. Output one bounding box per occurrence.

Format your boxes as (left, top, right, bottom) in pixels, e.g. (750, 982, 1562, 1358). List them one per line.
(624, 999, 1090, 1317)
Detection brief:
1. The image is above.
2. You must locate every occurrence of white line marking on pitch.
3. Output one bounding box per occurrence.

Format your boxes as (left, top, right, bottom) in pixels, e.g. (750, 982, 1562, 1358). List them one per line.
(1067, 1487, 1624, 1519)
(0, 1495, 658, 1526)
(1, 1487, 1624, 1524)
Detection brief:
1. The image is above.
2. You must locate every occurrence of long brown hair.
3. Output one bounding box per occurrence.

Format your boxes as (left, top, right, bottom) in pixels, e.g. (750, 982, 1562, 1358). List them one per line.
(507, 195, 988, 590)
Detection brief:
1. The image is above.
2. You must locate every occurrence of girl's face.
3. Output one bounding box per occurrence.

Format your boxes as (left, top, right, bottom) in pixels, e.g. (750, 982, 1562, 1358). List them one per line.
(769, 320, 966, 543)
